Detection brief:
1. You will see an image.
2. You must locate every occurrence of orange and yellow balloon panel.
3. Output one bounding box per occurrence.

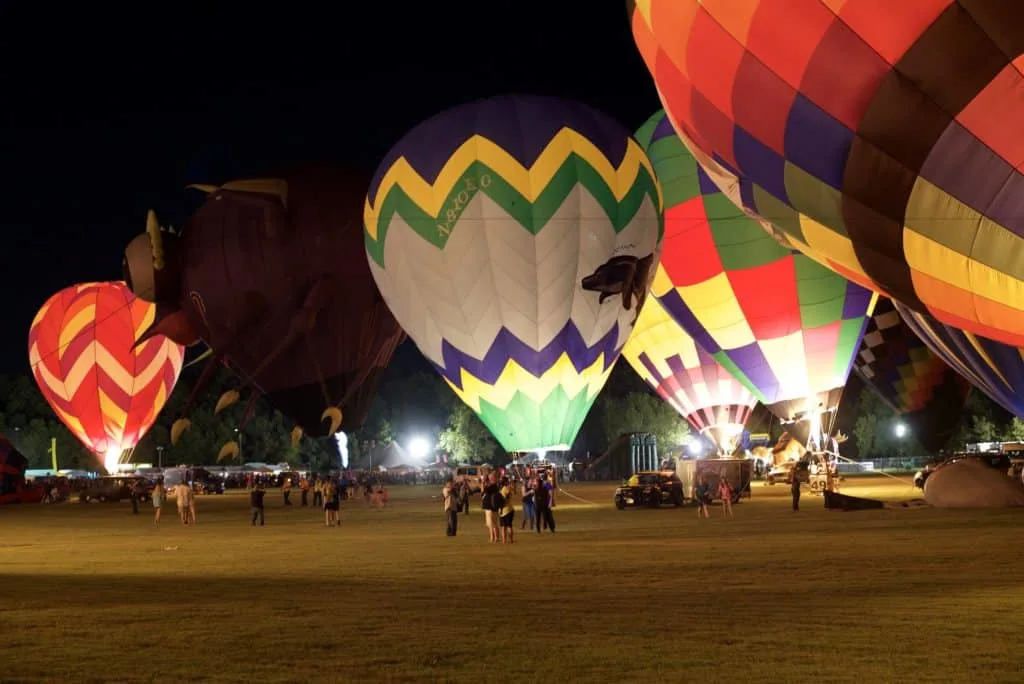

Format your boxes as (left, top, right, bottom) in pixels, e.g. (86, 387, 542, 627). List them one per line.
(622, 290, 756, 452)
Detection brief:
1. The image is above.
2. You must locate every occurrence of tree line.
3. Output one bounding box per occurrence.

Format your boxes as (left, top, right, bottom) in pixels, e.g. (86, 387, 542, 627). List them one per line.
(0, 351, 691, 470)
(3, 343, 1020, 471)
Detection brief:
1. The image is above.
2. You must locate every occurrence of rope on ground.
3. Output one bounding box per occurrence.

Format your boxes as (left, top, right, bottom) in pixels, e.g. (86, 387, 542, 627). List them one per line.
(556, 487, 601, 506)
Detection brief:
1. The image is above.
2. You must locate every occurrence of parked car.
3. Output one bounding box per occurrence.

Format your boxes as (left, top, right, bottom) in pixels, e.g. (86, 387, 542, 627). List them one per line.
(454, 465, 492, 494)
(191, 468, 224, 494)
(614, 471, 685, 509)
(78, 476, 152, 503)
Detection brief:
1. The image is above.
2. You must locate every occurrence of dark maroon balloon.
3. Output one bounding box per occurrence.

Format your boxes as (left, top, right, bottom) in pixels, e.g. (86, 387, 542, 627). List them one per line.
(124, 164, 405, 436)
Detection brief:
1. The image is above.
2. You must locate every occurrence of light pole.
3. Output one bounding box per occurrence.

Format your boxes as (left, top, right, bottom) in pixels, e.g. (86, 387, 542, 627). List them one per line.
(894, 422, 907, 460)
(156, 446, 164, 468)
(235, 428, 243, 463)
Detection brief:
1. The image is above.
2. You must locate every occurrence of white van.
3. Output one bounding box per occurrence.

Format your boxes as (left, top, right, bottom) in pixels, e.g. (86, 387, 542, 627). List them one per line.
(453, 465, 492, 494)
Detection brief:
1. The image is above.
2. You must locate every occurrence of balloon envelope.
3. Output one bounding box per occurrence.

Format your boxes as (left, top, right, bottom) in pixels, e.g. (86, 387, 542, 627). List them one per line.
(621, 289, 756, 452)
(124, 165, 406, 435)
(635, 110, 875, 430)
(924, 459, 1024, 508)
(365, 95, 664, 452)
(629, 1, 1024, 348)
(853, 298, 970, 453)
(27, 282, 184, 469)
(896, 302, 1024, 419)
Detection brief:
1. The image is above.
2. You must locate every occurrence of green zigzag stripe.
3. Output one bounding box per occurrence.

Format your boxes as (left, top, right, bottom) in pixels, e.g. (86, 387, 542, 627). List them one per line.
(365, 156, 662, 268)
(474, 384, 598, 453)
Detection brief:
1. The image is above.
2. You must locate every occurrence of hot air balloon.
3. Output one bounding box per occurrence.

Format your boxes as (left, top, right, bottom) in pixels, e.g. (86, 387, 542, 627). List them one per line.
(896, 302, 1024, 419)
(122, 165, 405, 450)
(364, 95, 664, 453)
(621, 286, 756, 454)
(853, 298, 970, 453)
(634, 110, 876, 448)
(27, 282, 185, 472)
(629, 1, 1024, 348)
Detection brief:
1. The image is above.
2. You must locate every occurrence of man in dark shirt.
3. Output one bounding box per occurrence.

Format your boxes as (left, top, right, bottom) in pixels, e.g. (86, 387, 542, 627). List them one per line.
(481, 475, 500, 542)
(250, 484, 266, 526)
(534, 475, 556, 533)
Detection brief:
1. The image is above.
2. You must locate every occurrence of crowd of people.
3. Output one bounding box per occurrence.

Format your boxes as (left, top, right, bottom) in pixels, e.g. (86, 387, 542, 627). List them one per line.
(441, 471, 557, 543)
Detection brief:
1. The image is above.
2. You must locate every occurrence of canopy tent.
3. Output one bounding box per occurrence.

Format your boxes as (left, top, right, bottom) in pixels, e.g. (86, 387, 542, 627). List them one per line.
(1, 435, 36, 504)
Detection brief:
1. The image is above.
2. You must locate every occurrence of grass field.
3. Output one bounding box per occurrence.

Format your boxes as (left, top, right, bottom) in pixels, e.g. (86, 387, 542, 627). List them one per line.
(2, 475, 1023, 683)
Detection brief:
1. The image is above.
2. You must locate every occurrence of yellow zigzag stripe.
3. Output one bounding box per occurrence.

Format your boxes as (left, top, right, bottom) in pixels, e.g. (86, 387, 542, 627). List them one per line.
(446, 353, 613, 412)
(134, 300, 156, 339)
(28, 340, 181, 402)
(57, 304, 97, 361)
(365, 130, 660, 240)
(54, 407, 86, 444)
(99, 388, 128, 437)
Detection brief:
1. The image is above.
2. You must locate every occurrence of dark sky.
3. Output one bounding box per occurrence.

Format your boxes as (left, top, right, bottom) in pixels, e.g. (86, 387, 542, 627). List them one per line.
(0, 3, 659, 374)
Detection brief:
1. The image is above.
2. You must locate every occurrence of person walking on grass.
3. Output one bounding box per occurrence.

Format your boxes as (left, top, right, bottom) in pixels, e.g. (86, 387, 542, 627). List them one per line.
(313, 478, 323, 508)
(152, 480, 165, 524)
(250, 482, 266, 526)
(172, 481, 192, 525)
(459, 479, 471, 517)
(695, 476, 711, 519)
(520, 477, 536, 530)
(499, 477, 515, 544)
(442, 476, 458, 537)
(129, 480, 140, 515)
(324, 480, 340, 526)
(534, 473, 555, 533)
(718, 477, 734, 517)
(481, 473, 501, 543)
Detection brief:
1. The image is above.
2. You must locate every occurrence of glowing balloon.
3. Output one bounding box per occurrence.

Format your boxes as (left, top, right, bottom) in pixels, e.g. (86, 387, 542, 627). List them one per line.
(622, 289, 756, 453)
(634, 110, 876, 433)
(853, 298, 969, 452)
(629, 1, 1024, 348)
(365, 95, 664, 452)
(27, 282, 184, 471)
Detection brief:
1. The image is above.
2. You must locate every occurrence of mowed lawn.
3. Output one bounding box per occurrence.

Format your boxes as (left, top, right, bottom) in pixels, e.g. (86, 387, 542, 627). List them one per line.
(2, 476, 1023, 683)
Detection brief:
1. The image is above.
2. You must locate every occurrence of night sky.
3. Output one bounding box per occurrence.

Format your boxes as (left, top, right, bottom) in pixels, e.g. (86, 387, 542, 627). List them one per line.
(1, 4, 658, 374)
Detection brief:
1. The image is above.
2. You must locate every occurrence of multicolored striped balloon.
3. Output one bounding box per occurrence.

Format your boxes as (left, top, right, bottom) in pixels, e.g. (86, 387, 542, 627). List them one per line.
(896, 302, 1024, 420)
(621, 286, 756, 452)
(27, 282, 185, 470)
(365, 95, 664, 452)
(629, 1, 1024, 348)
(853, 298, 969, 453)
(635, 110, 875, 426)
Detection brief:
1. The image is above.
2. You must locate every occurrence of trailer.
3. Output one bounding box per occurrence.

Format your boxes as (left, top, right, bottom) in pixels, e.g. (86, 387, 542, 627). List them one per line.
(676, 458, 753, 503)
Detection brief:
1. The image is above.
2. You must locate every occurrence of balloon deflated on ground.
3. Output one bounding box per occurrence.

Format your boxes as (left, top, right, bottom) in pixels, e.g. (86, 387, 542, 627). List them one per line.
(123, 165, 406, 444)
(27, 282, 184, 470)
(923, 458, 1024, 508)
(364, 94, 664, 452)
(630, 1, 1024, 348)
